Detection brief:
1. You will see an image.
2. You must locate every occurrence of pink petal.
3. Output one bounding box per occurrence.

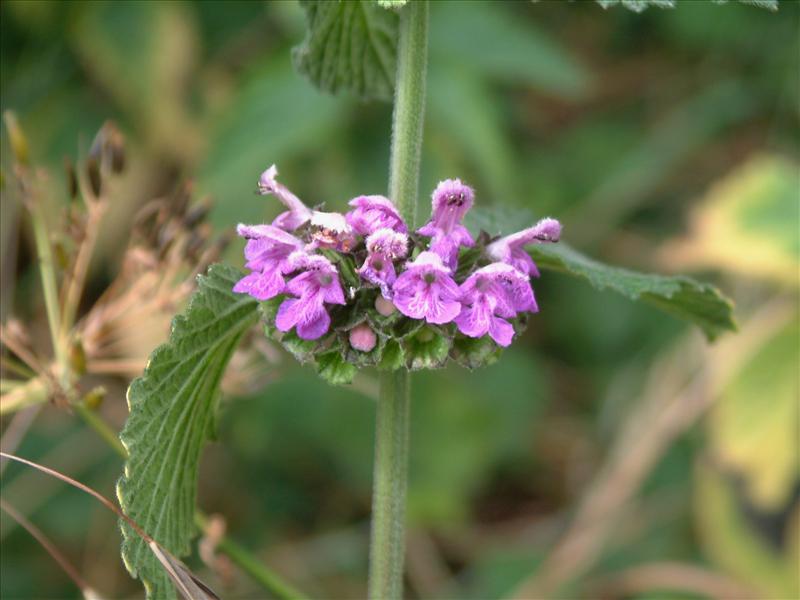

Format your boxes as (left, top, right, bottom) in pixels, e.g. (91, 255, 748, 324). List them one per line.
(455, 297, 492, 338)
(488, 316, 515, 347)
(275, 298, 301, 332)
(296, 306, 331, 340)
(322, 279, 346, 305)
(233, 270, 285, 301)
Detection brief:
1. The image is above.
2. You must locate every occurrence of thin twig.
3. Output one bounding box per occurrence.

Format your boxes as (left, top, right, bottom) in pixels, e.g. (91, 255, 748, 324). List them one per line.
(0, 451, 149, 541)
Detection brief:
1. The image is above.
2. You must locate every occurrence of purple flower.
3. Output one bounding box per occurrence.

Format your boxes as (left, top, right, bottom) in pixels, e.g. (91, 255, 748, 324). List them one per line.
(455, 263, 536, 347)
(275, 254, 345, 340)
(392, 251, 461, 324)
(258, 165, 313, 231)
(346, 195, 407, 236)
(357, 228, 408, 298)
(418, 179, 476, 270)
(486, 217, 562, 277)
(233, 224, 304, 301)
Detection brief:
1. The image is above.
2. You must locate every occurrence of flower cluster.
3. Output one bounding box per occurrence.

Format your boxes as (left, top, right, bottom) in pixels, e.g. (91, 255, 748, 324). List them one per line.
(234, 165, 561, 382)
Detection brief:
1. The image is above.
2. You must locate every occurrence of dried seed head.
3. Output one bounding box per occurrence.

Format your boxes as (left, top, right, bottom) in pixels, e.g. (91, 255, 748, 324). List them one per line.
(86, 157, 102, 197)
(64, 156, 78, 200)
(69, 339, 87, 376)
(3, 111, 29, 166)
(82, 386, 107, 410)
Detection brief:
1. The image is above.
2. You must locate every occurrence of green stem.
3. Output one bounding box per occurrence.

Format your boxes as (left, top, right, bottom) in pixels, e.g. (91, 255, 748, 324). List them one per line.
(387, 0, 429, 225)
(370, 3, 428, 599)
(74, 405, 304, 600)
(29, 202, 67, 378)
(369, 370, 412, 600)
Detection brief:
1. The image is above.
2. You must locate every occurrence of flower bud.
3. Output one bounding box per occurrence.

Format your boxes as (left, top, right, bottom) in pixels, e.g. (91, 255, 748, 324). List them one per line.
(374, 295, 396, 316)
(349, 323, 377, 352)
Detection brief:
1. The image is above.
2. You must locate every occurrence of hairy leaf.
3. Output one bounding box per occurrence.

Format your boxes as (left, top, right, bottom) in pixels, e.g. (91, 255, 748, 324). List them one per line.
(467, 207, 736, 341)
(596, 0, 675, 10)
(529, 243, 736, 341)
(293, 0, 398, 101)
(597, 0, 778, 10)
(117, 264, 258, 599)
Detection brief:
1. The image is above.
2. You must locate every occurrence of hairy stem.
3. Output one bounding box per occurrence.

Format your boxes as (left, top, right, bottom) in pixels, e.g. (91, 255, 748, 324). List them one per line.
(387, 0, 428, 225)
(369, 370, 411, 600)
(369, 2, 428, 599)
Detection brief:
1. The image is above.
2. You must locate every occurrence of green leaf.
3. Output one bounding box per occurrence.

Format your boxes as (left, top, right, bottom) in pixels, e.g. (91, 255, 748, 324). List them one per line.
(596, 0, 675, 11)
(316, 349, 357, 385)
(713, 0, 779, 10)
(529, 243, 736, 341)
(597, 0, 778, 12)
(466, 206, 736, 341)
(292, 0, 398, 101)
(375, 0, 408, 7)
(117, 264, 258, 599)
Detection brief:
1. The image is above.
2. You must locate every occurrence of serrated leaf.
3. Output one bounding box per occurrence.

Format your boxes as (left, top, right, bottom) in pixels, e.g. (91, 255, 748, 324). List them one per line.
(529, 243, 736, 341)
(403, 326, 452, 370)
(599, 0, 778, 10)
(466, 207, 736, 341)
(596, 0, 675, 11)
(713, 0, 779, 10)
(117, 264, 258, 599)
(451, 335, 502, 370)
(375, 0, 408, 7)
(292, 0, 398, 101)
(316, 349, 357, 385)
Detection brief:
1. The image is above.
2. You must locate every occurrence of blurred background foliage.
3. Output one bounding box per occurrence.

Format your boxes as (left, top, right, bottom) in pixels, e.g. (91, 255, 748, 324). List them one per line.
(1, 1, 798, 598)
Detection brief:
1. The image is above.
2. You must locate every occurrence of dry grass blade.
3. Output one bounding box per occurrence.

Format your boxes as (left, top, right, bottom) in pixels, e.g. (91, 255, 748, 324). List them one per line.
(0, 452, 220, 600)
(148, 541, 221, 600)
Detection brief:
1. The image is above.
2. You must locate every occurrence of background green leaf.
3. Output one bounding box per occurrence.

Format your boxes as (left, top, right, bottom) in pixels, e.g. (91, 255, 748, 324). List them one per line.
(117, 264, 258, 599)
(530, 243, 736, 341)
(292, 0, 397, 101)
(467, 207, 736, 341)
